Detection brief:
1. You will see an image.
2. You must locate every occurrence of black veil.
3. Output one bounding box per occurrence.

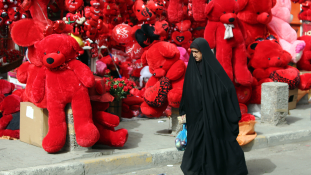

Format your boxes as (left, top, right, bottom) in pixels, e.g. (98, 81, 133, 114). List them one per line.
(179, 38, 248, 175)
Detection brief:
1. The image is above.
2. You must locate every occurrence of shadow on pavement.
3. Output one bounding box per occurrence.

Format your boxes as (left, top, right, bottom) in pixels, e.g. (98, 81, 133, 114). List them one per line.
(246, 158, 276, 175)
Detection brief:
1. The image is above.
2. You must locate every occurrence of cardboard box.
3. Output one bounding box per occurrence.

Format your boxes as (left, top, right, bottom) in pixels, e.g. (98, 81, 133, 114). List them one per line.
(288, 88, 298, 110)
(20, 102, 49, 147)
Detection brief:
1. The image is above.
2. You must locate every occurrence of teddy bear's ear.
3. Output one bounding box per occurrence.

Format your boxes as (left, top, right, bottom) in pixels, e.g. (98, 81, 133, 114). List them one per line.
(204, 1, 214, 16)
(237, 0, 249, 11)
(11, 19, 46, 47)
(159, 42, 179, 59)
(272, 0, 277, 8)
(247, 42, 259, 55)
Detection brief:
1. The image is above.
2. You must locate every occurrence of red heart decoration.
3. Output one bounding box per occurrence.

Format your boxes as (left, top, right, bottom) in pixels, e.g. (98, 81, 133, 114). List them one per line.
(172, 31, 192, 45)
(269, 67, 300, 89)
(154, 20, 169, 36)
(65, 0, 83, 13)
(235, 86, 252, 104)
(147, 0, 165, 15)
(176, 20, 191, 32)
(133, 0, 156, 21)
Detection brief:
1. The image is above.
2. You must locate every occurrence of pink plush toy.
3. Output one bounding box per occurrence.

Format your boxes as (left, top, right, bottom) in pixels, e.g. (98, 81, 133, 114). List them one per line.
(268, 0, 306, 63)
(177, 47, 189, 66)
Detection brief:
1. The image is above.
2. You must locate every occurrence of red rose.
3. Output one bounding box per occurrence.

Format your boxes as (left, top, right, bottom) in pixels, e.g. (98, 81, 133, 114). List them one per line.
(106, 86, 111, 91)
(108, 82, 111, 86)
(128, 86, 132, 90)
(118, 83, 123, 87)
(105, 69, 111, 74)
(113, 85, 118, 89)
(123, 86, 129, 92)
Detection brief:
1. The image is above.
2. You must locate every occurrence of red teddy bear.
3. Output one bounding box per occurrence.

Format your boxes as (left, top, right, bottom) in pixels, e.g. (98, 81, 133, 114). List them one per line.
(248, 39, 311, 104)
(297, 35, 311, 71)
(0, 94, 21, 139)
(140, 42, 186, 117)
(89, 78, 128, 147)
(237, 0, 278, 47)
(204, 0, 253, 86)
(30, 34, 100, 153)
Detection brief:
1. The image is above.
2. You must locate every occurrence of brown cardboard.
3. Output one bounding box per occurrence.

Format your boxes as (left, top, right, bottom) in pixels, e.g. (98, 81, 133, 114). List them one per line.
(288, 88, 298, 110)
(20, 102, 49, 147)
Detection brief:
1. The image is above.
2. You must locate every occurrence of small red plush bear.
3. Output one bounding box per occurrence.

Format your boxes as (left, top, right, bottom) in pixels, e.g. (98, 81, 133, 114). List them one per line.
(297, 35, 311, 71)
(29, 34, 100, 153)
(247, 39, 311, 104)
(237, 0, 278, 47)
(204, 0, 253, 86)
(140, 41, 186, 117)
(89, 78, 128, 147)
(0, 94, 21, 139)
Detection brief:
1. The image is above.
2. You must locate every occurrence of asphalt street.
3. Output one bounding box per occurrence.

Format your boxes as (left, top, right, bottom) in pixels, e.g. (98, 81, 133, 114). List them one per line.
(118, 140, 311, 175)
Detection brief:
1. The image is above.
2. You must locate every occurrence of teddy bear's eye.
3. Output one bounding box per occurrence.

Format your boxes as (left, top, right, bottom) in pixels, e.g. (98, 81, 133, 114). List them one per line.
(44, 52, 46, 55)
(57, 51, 60, 54)
(278, 57, 280, 60)
(160, 66, 163, 68)
(223, 12, 226, 14)
(268, 58, 270, 60)
(257, 12, 260, 15)
(233, 11, 235, 13)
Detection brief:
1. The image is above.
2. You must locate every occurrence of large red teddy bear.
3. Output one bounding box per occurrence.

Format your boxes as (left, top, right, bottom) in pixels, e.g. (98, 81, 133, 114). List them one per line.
(237, 0, 278, 47)
(89, 78, 128, 147)
(247, 39, 311, 104)
(297, 35, 311, 71)
(204, 0, 253, 86)
(29, 34, 100, 153)
(140, 42, 186, 117)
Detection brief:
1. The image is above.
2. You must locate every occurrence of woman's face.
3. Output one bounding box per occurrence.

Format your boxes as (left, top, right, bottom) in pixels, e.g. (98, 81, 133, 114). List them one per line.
(191, 48, 202, 62)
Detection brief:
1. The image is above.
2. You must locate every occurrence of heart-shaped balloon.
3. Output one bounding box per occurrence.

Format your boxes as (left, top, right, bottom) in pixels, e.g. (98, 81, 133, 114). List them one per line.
(154, 20, 169, 36)
(239, 103, 248, 115)
(235, 85, 252, 104)
(176, 20, 191, 32)
(147, 0, 165, 15)
(125, 42, 144, 60)
(269, 67, 300, 89)
(133, 0, 156, 21)
(112, 24, 133, 44)
(65, 0, 83, 13)
(172, 31, 192, 45)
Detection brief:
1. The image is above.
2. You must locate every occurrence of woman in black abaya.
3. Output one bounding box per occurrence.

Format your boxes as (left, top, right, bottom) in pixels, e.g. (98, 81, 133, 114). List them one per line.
(179, 38, 248, 175)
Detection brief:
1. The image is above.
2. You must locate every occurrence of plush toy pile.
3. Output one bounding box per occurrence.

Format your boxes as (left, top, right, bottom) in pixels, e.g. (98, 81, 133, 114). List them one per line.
(1, 0, 311, 151)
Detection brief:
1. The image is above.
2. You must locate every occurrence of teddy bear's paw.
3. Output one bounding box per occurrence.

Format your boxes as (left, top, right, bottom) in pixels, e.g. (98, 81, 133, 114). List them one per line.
(144, 77, 171, 107)
(42, 130, 67, 153)
(295, 42, 306, 53)
(140, 101, 168, 118)
(167, 89, 182, 108)
(75, 123, 100, 147)
(109, 129, 129, 147)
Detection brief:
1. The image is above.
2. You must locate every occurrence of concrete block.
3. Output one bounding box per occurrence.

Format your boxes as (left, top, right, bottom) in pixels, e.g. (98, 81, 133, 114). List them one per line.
(261, 82, 288, 126)
(63, 103, 91, 152)
(151, 148, 184, 166)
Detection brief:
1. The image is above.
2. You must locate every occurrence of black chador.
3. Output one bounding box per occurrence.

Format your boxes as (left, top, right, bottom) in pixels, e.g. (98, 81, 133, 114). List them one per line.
(179, 38, 248, 175)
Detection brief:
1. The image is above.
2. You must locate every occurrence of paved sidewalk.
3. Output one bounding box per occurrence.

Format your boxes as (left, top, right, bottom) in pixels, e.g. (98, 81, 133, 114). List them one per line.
(0, 104, 310, 175)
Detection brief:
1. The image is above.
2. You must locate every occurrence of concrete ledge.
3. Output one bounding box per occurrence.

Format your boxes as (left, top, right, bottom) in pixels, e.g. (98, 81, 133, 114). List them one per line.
(266, 130, 311, 147)
(81, 152, 153, 175)
(0, 162, 84, 175)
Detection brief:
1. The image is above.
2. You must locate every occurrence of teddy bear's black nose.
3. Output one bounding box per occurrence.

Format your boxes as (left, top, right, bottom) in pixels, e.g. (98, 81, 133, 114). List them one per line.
(46, 58, 54, 64)
(153, 73, 156, 76)
(229, 18, 235, 22)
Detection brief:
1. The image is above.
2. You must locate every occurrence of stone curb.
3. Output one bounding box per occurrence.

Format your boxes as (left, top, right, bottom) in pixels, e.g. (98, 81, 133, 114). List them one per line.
(1, 130, 310, 175)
